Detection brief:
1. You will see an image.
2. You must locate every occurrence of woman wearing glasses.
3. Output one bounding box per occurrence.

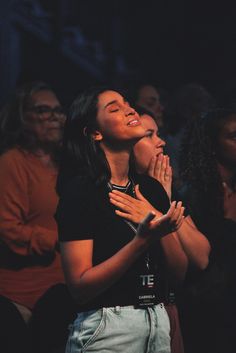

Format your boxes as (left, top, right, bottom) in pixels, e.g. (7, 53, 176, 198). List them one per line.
(0, 81, 76, 353)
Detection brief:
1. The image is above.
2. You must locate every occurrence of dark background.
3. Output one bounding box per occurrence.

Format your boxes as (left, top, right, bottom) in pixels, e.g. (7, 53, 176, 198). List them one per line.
(1, 1, 236, 107)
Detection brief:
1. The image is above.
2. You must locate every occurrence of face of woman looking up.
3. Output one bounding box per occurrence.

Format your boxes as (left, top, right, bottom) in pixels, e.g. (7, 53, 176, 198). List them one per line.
(93, 90, 147, 149)
(133, 114, 166, 174)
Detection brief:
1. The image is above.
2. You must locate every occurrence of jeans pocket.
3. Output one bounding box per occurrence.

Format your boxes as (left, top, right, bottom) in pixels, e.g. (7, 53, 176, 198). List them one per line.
(67, 309, 106, 352)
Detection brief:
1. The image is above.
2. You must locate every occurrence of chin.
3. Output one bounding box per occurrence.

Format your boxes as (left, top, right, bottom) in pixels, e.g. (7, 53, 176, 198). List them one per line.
(47, 132, 63, 142)
(40, 138, 61, 149)
(135, 130, 148, 141)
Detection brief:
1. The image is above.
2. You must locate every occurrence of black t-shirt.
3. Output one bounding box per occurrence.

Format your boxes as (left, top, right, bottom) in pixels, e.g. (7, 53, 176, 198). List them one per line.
(55, 173, 170, 311)
(179, 186, 236, 312)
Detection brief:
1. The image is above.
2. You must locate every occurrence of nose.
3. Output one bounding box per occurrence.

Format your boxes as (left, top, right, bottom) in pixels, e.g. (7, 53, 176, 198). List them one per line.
(125, 105, 136, 116)
(49, 111, 66, 122)
(160, 137, 166, 147)
(156, 136, 166, 148)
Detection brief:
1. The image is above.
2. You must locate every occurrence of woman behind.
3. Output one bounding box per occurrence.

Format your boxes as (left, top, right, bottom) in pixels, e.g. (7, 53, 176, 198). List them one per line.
(178, 108, 236, 353)
(56, 87, 186, 353)
(0, 81, 76, 353)
(109, 105, 210, 353)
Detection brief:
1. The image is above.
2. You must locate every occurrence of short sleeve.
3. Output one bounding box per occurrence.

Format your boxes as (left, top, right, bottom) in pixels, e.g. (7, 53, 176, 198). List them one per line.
(55, 177, 95, 242)
(136, 174, 170, 214)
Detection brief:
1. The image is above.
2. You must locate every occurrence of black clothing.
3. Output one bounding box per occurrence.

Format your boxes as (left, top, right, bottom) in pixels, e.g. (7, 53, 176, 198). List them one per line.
(0, 284, 76, 353)
(0, 295, 30, 353)
(55, 174, 170, 311)
(178, 187, 236, 353)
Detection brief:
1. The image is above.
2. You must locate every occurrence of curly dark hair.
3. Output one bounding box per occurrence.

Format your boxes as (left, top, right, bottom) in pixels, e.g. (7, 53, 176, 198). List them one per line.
(179, 108, 236, 220)
(0, 81, 55, 154)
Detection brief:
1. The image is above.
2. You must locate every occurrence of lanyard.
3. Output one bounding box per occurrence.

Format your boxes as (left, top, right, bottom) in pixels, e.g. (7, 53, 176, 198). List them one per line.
(107, 179, 151, 270)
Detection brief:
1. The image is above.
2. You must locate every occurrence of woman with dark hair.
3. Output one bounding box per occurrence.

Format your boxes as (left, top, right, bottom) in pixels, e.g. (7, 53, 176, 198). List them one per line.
(178, 109, 236, 353)
(164, 83, 215, 190)
(109, 105, 210, 353)
(0, 81, 76, 353)
(55, 87, 186, 353)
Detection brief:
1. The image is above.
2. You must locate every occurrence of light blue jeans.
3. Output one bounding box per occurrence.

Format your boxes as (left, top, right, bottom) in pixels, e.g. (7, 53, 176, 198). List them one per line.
(66, 303, 171, 353)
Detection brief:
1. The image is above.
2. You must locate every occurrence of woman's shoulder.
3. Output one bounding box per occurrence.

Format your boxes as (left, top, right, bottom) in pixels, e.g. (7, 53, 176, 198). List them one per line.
(60, 175, 95, 200)
(134, 174, 170, 211)
(0, 147, 25, 163)
(55, 175, 96, 222)
(134, 174, 166, 193)
(0, 147, 32, 176)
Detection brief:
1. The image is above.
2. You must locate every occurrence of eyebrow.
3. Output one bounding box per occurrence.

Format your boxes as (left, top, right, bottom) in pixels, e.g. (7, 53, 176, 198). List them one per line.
(104, 98, 127, 109)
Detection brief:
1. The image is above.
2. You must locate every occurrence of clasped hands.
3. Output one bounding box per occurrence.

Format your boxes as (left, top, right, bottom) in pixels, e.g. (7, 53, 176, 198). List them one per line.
(109, 184, 184, 239)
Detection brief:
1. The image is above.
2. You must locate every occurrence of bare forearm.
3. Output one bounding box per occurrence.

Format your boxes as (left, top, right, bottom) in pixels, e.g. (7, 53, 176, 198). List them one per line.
(63, 237, 149, 304)
(176, 216, 210, 269)
(160, 233, 188, 283)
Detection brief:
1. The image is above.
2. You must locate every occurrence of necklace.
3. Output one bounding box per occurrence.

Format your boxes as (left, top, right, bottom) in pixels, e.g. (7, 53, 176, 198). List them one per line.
(107, 178, 137, 233)
(107, 179, 132, 194)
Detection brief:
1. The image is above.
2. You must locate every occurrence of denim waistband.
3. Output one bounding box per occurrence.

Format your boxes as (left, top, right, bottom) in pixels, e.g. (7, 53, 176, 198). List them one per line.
(77, 302, 165, 314)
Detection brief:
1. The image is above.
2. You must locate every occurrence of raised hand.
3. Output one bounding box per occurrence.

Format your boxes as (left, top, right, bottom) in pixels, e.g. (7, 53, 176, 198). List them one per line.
(109, 184, 185, 238)
(136, 200, 185, 240)
(147, 154, 172, 200)
(109, 184, 161, 224)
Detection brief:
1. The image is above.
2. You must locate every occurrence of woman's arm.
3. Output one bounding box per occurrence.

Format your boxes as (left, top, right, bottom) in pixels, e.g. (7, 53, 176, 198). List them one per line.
(60, 236, 148, 305)
(60, 205, 183, 305)
(147, 154, 210, 270)
(109, 186, 187, 282)
(0, 153, 58, 256)
(175, 215, 210, 270)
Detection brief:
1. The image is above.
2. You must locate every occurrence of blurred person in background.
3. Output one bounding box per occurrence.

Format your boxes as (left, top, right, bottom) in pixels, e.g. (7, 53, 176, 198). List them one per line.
(164, 83, 215, 190)
(0, 81, 76, 353)
(125, 82, 167, 130)
(178, 108, 236, 353)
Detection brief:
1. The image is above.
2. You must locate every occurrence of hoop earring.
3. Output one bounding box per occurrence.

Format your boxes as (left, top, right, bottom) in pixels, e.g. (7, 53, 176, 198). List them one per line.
(83, 127, 88, 136)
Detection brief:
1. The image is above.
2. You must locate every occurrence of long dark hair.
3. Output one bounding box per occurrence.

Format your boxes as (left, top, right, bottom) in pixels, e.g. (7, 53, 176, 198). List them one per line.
(57, 86, 113, 195)
(0, 81, 55, 154)
(179, 108, 236, 220)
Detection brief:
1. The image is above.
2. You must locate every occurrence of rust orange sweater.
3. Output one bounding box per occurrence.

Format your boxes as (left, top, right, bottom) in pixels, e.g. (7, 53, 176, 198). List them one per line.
(0, 148, 65, 309)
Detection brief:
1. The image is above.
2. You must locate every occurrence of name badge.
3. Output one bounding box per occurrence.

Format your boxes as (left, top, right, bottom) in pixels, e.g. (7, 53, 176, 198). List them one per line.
(135, 273, 158, 308)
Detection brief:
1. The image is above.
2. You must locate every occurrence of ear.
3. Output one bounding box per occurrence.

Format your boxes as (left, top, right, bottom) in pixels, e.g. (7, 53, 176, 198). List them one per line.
(91, 130, 103, 141)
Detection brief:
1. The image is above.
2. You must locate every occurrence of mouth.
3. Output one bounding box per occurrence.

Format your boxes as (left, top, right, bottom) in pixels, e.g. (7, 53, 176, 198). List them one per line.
(47, 124, 62, 129)
(127, 118, 141, 126)
(156, 150, 163, 157)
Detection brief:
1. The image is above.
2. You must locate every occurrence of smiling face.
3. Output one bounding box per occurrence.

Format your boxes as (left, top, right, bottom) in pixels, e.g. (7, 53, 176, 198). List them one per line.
(94, 90, 146, 149)
(24, 90, 66, 147)
(133, 113, 166, 173)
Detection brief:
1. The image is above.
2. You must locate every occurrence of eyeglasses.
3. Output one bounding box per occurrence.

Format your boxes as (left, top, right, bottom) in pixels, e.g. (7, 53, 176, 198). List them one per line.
(25, 105, 66, 121)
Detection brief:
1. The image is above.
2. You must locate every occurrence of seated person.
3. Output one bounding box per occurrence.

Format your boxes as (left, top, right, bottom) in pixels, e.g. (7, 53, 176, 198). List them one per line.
(0, 81, 76, 353)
